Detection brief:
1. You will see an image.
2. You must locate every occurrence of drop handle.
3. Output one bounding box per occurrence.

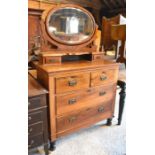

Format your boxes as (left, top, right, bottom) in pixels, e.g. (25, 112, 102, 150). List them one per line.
(100, 75, 107, 81)
(28, 102, 31, 106)
(68, 98, 77, 105)
(99, 91, 106, 96)
(98, 106, 104, 113)
(68, 79, 77, 86)
(68, 116, 77, 123)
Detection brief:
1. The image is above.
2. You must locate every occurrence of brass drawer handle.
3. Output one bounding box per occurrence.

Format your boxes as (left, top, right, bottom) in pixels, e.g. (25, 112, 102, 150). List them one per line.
(99, 91, 106, 96)
(68, 79, 77, 86)
(68, 116, 77, 123)
(68, 98, 77, 105)
(98, 106, 104, 113)
(28, 116, 32, 120)
(100, 75, 107, 81)
(28, 140, 34, 147)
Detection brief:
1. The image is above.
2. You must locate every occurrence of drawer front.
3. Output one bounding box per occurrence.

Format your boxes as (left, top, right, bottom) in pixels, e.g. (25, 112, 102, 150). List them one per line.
(28, 95, 46, 111)
(28, 134, 43, 149)
(91, 69, 118, 87)
(45, 56, 61, 64)
(57, 101, 112, 133)
(92, 54, 104, 61)
(56, 85, 116, 115)
(28, 111, 42, 125)
(55, 73, 90, 94)
(28, 122, 43, 137)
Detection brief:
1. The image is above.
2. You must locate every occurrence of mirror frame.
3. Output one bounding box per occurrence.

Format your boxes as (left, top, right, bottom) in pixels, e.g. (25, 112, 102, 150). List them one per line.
(45, 4, 96, 46)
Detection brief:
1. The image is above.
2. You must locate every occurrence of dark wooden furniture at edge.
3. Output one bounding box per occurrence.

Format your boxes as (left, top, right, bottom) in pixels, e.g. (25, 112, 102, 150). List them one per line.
(117, 80, 126, 125)
(28, 74, 50, 154)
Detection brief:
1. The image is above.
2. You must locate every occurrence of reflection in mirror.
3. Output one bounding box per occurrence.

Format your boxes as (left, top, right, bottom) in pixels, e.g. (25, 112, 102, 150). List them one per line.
(47, 7, 95, 44)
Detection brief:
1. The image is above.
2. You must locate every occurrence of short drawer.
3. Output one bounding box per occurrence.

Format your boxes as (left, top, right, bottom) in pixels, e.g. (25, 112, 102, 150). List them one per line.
(57, 101, 112, 133)
(28, 111, 42, 125)
(55, 73, 90, 94)
(91, 69, 118, 87)
(45, 56, 61, 64)
(28, 95, 46, 111)
(28, 134, 43, 149)
(28, 122, 43, 137)
(56, 85, 116, 115)
(92, 54, 104, 61)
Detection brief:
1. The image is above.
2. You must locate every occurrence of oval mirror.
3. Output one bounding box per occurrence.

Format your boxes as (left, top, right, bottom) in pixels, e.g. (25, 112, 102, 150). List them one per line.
(46, 7, 95, 45)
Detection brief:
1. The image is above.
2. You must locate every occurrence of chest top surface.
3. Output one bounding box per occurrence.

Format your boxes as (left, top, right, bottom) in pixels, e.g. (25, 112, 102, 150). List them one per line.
(28, 74, 48, 97)
(37, 60, 119, 74)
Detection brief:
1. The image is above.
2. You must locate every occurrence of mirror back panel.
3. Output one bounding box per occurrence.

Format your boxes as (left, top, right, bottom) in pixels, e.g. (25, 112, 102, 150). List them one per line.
(39, 4, 104, 65)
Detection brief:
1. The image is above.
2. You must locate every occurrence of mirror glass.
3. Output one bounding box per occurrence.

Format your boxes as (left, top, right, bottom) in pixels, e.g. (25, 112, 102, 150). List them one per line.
(47, 7, 95, 44)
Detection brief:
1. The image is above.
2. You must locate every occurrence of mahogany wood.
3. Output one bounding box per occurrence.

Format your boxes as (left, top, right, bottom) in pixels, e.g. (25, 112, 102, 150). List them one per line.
(36, 60, 119, 141)
(56, 85, 116, 115)
(92, 53, 104, 61)
(91, 69, 118, 87)
(55, 73, 90, 94)
(38, 4, 100, 65)
(29, 2, 120, 149)
(57, 101, 112, 133)
(57, 110, 112, 137)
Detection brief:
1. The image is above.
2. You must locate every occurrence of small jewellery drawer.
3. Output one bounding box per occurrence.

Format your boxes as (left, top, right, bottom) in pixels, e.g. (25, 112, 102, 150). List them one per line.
(91, 69, 118, 87)
(57, 102, 112, 133)
(56, 85, 116, 115)
(28, 134, 43, 149)
(28, 95, 46, 111)
(92, 53, 104, 61)
(45, 56, 61, 64)
(55, 73, 90, 94)
(28, 122, 43, 137)
(28, 111, 42, 125)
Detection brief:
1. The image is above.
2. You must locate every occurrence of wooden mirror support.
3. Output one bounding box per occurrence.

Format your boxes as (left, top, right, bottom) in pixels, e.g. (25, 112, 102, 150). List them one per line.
(39, 4, 104, 65)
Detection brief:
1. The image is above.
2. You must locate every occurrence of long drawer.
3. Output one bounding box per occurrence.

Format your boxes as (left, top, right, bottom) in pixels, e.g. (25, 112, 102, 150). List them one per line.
(56, 101, 113, 133)
(56, 85, 116, 115)
(91, 69, 118, 87)
(28, 122, 43, 137)
(28, 95, 46, 111)
(28, 111, 42, 125)
(55, 73, 90, 94)
(28, 134, 44, 149)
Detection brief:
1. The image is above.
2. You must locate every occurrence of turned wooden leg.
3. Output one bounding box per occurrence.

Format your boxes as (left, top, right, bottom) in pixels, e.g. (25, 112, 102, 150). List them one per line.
(117, 80, 126, 125)
(49, 141, 56, 151)
(44, 144, 49, 155)
(107, 118, 112, 126)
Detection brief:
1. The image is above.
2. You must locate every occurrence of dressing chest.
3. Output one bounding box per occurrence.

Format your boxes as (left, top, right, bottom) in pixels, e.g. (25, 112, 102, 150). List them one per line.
(34, 4, 119, 148)
(37, 60, 118, 143)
